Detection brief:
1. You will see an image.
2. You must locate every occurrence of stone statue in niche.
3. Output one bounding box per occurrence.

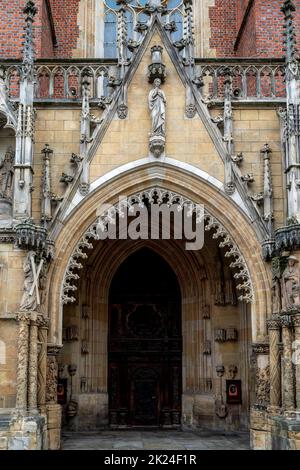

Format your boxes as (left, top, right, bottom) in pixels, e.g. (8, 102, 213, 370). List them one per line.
(149, 78, 166, 137)
(281, 255, 300, 311)
(0, 147, 14, 200)
(272, 277, 282, 314)
(37, 263, 48, 314)
(20, 251, 38, 312)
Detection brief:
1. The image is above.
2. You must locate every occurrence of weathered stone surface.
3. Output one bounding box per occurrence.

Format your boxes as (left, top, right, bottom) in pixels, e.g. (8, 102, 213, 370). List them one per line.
(46, 404, 62, 450)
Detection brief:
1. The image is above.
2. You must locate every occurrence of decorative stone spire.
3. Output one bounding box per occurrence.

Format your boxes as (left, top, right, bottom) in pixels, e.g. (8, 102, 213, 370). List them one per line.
(13, 1, 37, 219)
(117, 1, 128, 73)
(280, 0, 300, 222)
(261, 144, 274, 235)
(183, 0, 195, 51)
(182, 1, 196, 118)
(79, 71, 92, 196)
(21, 1, 37, 83)
(282, 1, 298, 67)
(223, 68, 235, 195)
(41, 144, 53, 227)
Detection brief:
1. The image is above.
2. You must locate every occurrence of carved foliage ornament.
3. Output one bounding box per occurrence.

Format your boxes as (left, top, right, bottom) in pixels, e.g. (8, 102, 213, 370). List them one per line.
(61, 188, 254, 304)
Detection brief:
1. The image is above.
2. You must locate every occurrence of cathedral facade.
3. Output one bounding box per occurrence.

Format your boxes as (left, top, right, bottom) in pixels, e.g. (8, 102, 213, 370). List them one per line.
(0, 0, 300, 450)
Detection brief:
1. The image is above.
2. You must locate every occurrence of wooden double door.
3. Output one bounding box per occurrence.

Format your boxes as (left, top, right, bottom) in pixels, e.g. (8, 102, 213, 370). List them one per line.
(108, 303, 182, 427)
(108, 248, 182, 427)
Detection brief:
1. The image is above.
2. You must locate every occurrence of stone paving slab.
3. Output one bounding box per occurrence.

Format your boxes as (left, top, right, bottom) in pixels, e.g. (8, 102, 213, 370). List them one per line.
(62, 430, 250, 450)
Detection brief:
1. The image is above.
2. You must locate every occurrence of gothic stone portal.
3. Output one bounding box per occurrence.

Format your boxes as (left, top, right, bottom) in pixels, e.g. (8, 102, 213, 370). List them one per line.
(108, 249, 182, 427)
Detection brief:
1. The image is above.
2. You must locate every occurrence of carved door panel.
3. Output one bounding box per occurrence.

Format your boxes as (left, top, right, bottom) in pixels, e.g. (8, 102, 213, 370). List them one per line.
(108, 299, 182, 427)
(131, 375, 159, 426)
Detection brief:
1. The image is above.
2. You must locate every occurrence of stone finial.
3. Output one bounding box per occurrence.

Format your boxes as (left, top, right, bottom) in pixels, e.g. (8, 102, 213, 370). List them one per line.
(281, 1, 298, 74)
(261, 144, 274, 234)
(22, 1, 37, 81)
(281, 0, 299, 81)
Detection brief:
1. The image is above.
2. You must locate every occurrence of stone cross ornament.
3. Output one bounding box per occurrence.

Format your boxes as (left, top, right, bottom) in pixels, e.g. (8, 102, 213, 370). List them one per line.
(20, 251, 45, 311)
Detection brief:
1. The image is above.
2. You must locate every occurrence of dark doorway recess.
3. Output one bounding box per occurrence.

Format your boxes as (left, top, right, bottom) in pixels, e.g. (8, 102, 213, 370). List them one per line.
(108, 248, 182, 427)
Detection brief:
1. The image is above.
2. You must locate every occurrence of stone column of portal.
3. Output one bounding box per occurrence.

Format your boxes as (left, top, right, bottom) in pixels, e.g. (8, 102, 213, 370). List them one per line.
(267, 315, 281, 409)
(16, 312, 31, 410)
(46, 345, 62, 450)
(37, 316, 49, 411)
(281, 315, 295, 411)
(28, 312, 38, 411)
(292, 314, 300, 409)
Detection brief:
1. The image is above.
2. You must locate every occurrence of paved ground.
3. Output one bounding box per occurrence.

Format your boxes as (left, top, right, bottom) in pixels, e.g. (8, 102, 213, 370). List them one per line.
(62, 430, 250, 450)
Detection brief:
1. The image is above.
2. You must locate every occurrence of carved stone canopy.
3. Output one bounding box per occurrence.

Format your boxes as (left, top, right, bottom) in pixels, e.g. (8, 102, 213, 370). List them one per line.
(61, 187, 254, 305)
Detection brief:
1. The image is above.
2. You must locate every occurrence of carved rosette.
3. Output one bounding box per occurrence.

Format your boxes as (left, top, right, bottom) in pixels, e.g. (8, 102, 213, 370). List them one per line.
(61, 188, 254, 305)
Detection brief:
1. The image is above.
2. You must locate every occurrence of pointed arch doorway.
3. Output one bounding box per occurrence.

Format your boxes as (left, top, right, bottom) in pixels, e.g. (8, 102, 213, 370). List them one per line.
(108, 248, 182, 428)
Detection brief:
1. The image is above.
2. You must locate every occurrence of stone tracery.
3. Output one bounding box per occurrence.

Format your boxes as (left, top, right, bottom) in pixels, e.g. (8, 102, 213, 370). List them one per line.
(62, 187, 254, 305)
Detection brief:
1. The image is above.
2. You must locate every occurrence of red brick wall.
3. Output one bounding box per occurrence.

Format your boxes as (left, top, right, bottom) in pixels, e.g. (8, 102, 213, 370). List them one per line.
(0, 0, 24, 58)
(49, 0, 80, 58)
(235, 1, 257, 57)
(235, 0, 300, 58)
(35, 0, 55, 58)
(1, 0, 300, 60)
(255, 0, 300, 58)
(0, 0, 55, 59)
(0, 0, 79, 60)
(41, 0, 55, 57)
(210, 0, 300, 58)
(209, 0, 237, 57)
(237, 0, 251, 31)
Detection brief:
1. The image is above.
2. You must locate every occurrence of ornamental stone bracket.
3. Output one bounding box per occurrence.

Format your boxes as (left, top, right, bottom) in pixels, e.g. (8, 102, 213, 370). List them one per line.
(61, 188, 254, 305)
(262, 223, 300, 260)
(274, 224, 300, 254)
(15, 220, 55, 260)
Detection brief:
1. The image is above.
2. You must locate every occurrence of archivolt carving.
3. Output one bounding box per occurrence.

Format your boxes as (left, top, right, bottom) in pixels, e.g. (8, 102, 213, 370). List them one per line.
(61, 188, 254, 304)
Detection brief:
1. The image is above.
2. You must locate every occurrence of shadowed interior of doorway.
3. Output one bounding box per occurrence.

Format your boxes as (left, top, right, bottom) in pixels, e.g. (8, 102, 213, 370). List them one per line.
(108, 248, 182, 428)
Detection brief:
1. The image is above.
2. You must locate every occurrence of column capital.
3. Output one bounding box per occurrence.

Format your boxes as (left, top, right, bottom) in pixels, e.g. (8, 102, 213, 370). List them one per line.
(252, 342, 269, 355)
(47, 344, 63, 356)
(281, 314, 293, 328)
(267, 315, 281, 330)
(16, 311, 31, 324)
(37, 315, 49, 329)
